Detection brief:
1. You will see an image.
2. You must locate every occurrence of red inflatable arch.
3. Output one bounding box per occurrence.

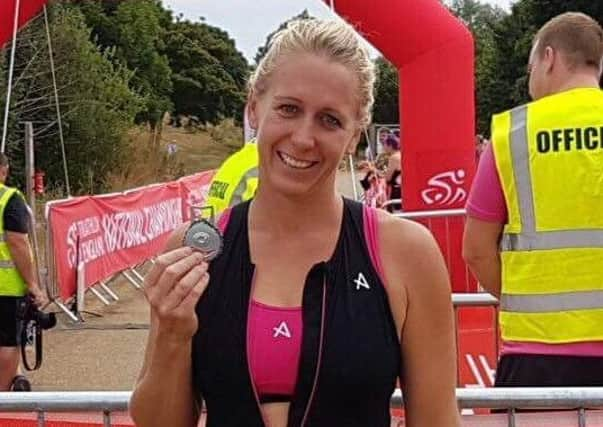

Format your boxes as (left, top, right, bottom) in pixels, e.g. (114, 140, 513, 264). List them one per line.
(326, 0, 477, 293)
(325, 0, 476, 211)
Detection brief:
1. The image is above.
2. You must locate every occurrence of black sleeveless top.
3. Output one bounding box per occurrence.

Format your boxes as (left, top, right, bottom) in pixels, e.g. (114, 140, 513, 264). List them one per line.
(192, 199, 401, 426)
(388, 170, 401, 200)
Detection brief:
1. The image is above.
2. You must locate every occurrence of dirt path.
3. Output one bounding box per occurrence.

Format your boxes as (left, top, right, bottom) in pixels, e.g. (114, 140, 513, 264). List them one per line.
(27, 279, 149, 391)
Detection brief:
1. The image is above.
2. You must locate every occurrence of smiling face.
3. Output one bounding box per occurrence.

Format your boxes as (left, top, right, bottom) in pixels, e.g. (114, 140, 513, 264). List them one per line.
(248, 52, 361, 198)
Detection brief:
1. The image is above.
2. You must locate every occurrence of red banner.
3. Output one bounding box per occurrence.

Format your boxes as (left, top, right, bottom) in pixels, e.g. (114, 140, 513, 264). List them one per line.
(0, 0, 47, 48)
(46, 171, 215, 301)
(178, 171, 215, 222)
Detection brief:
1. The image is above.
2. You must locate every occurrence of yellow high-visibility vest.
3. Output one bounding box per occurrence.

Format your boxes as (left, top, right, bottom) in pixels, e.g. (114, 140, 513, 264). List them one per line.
(0, 185, 28, 296)
(491, 87, 603, 344)
(205, 141, 259, 218)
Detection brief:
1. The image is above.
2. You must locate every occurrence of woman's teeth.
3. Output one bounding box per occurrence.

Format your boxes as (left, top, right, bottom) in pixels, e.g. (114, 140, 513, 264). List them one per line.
(279, 152, 315, 169)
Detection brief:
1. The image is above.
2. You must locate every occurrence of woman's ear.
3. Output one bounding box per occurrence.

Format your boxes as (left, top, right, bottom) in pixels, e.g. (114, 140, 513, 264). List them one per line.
(346, 129, 362, 155)
(247, 98, 259, 130)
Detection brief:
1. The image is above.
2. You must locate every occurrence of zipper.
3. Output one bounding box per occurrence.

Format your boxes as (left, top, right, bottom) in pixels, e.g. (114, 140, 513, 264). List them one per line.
(300, 275, 327, 426)
(246, 269, 270, 426)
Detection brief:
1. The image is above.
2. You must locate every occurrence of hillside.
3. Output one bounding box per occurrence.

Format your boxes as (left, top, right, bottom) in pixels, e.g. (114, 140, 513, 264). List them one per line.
(104, 121, 243, 193)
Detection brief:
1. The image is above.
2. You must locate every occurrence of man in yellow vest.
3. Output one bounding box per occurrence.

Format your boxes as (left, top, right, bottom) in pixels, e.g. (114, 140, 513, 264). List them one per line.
(463, 12, 603, 387)
(205, 139, 258, 218)
(0, 154, 47, 391)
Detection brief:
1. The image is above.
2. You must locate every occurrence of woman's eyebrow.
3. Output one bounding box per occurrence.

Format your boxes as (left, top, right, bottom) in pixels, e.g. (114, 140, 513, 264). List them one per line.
(273, 96, 346, 119)
(273, 95, 302, 103)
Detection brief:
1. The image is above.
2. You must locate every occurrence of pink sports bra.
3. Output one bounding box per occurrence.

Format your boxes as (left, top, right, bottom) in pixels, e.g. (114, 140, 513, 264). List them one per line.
(245, 206, 385, 403)
(248, 300, 303, 403)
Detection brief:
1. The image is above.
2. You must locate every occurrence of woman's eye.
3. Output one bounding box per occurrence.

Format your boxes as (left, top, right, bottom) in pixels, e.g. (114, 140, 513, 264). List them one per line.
(322, 114, 341, 128)
(278, 104, 298, 115)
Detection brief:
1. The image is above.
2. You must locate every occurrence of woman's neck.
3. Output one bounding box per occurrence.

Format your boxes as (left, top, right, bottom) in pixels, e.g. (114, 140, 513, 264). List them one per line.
(250, 186, 343, 236)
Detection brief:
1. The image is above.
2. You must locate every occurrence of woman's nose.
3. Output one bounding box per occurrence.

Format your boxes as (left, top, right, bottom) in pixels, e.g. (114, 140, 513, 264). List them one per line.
(290, 116, 315, 150)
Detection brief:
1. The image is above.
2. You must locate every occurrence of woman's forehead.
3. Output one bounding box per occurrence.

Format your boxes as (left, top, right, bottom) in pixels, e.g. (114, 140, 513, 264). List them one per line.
(266, 53, 360, 110)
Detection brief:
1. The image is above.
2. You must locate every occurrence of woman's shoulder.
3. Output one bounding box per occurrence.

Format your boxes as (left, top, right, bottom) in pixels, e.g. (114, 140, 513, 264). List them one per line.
(373, 209, 449, 298)
(374, 209, 435, 254)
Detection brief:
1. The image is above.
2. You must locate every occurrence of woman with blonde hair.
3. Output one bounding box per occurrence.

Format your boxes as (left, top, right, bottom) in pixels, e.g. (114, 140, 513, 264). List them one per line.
(130, 18, 461, 427)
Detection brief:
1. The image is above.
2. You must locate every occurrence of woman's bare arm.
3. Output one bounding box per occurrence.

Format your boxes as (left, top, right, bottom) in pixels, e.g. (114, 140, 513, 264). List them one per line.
(130, 222, 205, 427)
(379, 213, 461, 427)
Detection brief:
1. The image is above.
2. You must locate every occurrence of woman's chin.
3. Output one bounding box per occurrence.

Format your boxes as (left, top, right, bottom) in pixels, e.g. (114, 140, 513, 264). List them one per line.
(265, 176, 316, 199)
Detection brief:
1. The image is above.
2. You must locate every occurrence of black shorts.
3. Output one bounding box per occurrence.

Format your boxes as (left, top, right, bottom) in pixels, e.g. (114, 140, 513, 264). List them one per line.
(0, 296, 25, 347)
(386, 187, 401, 212)
(495, 353, 603, 387)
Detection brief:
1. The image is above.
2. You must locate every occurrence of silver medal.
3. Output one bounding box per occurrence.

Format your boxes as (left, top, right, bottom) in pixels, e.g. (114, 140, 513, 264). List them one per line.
(183, 219, 223, 261)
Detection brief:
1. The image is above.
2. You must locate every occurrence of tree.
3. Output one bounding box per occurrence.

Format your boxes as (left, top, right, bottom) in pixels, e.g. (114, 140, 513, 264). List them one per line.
(164, 20, 248, 125)
(254, 9, 312, 64)
(521, 0, 603, 30)
(78, 0, 172, 130)
(448, 0, 508, 135)
(0, 3, 143, 193)
(79, 1, 248, 128)
(518, 0, 603, 88)
(372, 57, 399, 124)
(475, 0, 603, 136)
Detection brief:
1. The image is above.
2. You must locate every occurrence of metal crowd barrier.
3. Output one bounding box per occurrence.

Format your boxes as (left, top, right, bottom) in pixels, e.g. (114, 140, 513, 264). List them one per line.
(394, 207, 502, 383)
(1, 389, 603, 426)
(451, 293, 500, 387)
(453, 293, 498, 307)
(393, 206, 466, 219)
(380, 198, 402, 211)
(394, 208, 473, 292)
(0, 391, 128, 427)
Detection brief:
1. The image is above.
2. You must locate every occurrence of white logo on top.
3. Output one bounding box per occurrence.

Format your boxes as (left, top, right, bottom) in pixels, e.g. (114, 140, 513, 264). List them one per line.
(354, 272, 370, 291)
(421, 169, 467, 207)
(273, 321, 292, 339)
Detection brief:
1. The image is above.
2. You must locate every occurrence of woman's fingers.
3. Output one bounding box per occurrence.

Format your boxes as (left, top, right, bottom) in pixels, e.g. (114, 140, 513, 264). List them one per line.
(160, 262, 209, 313)
(178, 272, 210, 314)
(145, 251, 205, 306)
(144, 247, 193, 291)
(141, 235, 213, 340)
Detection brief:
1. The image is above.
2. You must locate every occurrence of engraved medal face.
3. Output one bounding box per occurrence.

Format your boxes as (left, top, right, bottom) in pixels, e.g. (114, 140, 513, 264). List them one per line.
(183, 220, 223, 261)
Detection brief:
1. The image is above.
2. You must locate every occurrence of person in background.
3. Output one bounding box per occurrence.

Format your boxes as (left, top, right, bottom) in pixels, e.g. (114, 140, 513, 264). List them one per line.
(383, 134, 402, 212)
(0, 153, 47, 392)
(463, 12, 603, 388)
(358, 159, 387, 208)
(475, 134, 486, 164)
(204, 139, 258, 219)
(131, 18, 460, 427)
(376, 128, 390, 155)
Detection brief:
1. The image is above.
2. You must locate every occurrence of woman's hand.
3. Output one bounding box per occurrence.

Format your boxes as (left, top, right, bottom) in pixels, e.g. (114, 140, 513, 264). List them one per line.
(144, 247, 209, 343)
